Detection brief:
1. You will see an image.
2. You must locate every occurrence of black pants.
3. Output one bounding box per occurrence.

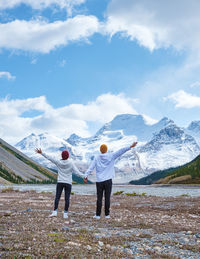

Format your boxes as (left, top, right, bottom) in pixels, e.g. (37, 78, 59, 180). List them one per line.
(96, 179, 112, 216)
(54, 182, 72, 212)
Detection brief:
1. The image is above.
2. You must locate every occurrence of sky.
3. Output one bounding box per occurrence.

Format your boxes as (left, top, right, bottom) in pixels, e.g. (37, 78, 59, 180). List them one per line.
(0, 0, 200, 145)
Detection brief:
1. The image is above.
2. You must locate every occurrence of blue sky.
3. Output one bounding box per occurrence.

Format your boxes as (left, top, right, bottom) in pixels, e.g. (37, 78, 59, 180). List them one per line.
(0, 0, 200, 144)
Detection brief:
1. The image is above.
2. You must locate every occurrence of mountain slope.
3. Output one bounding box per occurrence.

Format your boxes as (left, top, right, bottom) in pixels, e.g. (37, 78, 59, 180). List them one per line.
(187, 121, 200, 146)
(131, 154, 200, 185)
(93, 114, 173, 142)
(138, 123, 200, 173)
(0, 138, 56, 184)
(155, 154, 200, 184)
(16, 133, 75, 168)
(15, 114, 200, 183)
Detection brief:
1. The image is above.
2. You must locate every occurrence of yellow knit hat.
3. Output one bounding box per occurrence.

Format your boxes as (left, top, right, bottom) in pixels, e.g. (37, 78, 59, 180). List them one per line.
(100, 144, 108, 154)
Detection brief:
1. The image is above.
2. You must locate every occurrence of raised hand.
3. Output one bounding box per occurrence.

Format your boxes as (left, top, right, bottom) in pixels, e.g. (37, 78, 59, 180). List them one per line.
(130, 142, 138, 148)
(35, 148, 42, 154)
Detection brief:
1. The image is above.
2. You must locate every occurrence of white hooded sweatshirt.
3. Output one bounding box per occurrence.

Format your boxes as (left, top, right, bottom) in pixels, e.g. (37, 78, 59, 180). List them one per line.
(42, 152, 84, 185)
(84, 146, 131, 182)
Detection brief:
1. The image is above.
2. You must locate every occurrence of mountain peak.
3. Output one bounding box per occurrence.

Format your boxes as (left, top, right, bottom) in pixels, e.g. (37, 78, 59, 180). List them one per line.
(66, 133, 82, 145)
(96, 114, 147, 137)
(188, 121, 200, 132)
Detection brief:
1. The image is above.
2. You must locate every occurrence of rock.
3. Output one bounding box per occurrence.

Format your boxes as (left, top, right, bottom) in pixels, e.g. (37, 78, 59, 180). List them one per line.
(182, 238, 189, 243)
(87, 245, 92, 250)
(195, 234, 200, 238)
(98, 241, 104, 247)
(154, 246, 162, 252)
(67, 241, 81, 247)
(62, 226, 70, 231)
(94, 234, 100, 239)
(124, 248, 133, 255)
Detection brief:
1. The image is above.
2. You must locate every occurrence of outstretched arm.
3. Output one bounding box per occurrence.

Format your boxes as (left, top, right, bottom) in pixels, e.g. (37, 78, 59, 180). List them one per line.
(35, 148, 42, 154)
(112, 142, 138, 160)
(35, 148, 60, 166)
(72, 162, 85, 178)
(130, 142, 137, 148)
(84, 158, 96, 179)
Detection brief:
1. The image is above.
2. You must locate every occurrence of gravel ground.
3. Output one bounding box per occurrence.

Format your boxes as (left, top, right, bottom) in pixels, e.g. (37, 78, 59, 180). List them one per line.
(0, 189, 200, 258)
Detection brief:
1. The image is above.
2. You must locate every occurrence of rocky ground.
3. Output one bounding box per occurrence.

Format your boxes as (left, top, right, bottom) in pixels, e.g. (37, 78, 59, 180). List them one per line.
(0, 189, 200, 259)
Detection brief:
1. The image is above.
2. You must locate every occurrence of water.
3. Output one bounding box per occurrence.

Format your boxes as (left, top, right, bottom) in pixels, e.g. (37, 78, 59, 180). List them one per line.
(0, 184, 200, 197)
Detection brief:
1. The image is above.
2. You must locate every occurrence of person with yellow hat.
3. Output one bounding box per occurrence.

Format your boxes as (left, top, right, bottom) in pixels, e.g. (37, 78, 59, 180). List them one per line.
(84, 142, 137, 219)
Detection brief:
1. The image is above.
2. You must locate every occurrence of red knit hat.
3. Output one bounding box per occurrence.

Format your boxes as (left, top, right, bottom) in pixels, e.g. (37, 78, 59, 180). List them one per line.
(61, 150, 69, 160)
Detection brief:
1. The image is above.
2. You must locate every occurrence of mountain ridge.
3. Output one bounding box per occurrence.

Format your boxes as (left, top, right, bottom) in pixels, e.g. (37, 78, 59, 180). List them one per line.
(15, 113, 200, 183)
(0, 138, 57, 184)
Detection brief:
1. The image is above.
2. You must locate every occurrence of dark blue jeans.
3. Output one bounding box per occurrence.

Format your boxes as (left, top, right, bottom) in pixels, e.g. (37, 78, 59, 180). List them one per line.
(54, 182, 72, 212)
(96, 179, 112, 216)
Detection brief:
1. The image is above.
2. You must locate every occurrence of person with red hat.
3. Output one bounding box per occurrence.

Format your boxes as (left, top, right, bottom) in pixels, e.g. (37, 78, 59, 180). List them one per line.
(35, 148, 84, 219)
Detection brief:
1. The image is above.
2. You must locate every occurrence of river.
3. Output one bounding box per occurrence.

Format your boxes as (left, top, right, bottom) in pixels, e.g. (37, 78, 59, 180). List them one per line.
(0, 184, 200, 197)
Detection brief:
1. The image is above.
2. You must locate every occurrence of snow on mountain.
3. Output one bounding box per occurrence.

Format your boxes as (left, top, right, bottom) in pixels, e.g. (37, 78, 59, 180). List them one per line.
(94, 114, 173, 142)
(15, 114, 200, 183)
(15, 133, 75, 169)
(186, 121, 200, 146)
(138, 123, 200, 173)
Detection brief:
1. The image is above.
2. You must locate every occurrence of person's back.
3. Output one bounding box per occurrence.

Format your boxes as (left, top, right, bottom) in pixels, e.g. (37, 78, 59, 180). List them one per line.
(92, 152, 120, 182)
(85, 144, 133, 182)
(84, 142, 137, 219)
(41, 153, 82, 185)
(35, 148, 84, 219)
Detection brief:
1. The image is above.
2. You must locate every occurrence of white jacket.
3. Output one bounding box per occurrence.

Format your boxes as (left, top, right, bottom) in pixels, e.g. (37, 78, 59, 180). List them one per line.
(84, 146, 131, 182)
(42, 152, 84, 185)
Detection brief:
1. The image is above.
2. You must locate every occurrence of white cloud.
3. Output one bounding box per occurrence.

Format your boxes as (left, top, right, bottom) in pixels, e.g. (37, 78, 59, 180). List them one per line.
(0, 15, 99, 53)
(0, 93, 142, 144)
(60, 93, 138, 123)
(104, 0, 200, 52)
(166, 90, 200, 108)
(0, 71, 15, 80)
(0, 0, 85, 15)
(190, 81, 200, 88)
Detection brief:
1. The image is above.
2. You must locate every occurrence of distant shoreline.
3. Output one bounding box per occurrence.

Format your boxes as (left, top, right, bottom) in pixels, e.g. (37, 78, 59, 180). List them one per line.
(1, 183, 200, 197)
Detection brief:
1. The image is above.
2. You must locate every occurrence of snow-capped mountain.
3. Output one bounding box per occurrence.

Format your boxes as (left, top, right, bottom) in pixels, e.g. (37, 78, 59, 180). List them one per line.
(186, 121, 200, 146)
(15, 133, 75, 169)
(138, 123, 200, 173)
(93, 114, 173, 142)
(15, 114, 200, 183)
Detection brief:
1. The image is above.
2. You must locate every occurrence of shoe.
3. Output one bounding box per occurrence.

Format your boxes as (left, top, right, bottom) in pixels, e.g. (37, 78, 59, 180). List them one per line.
(49, 210, 57, 217)
(105, 215, 110, 219)
(93, 215, 100, 220)
(63, 212, 68, 219)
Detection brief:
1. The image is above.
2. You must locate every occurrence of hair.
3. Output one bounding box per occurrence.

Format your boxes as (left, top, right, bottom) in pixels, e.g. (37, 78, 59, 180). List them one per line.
(61, 150, 69, 160)
(100, 144, 108, 154)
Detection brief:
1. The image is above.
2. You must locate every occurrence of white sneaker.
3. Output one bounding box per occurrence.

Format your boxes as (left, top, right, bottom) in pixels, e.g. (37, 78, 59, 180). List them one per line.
(105, 215, 110, 219)
(63, 212, 68, 219)
(49, 210, 57, 217)
(93, 215, 100, 220)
